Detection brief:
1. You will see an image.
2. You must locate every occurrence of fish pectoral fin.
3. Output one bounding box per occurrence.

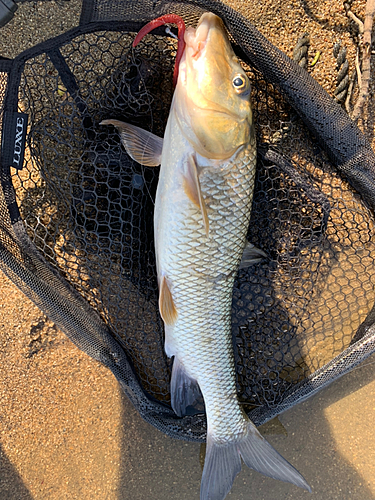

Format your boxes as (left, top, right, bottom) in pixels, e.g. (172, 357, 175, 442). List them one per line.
(159, 275, 178, 325)
(183, 155, 209, 236)
(239, 241, 267, 269)
(100, 119, 163, 166)
(170, 357, 202, 417)
(200, 422, 311, 500)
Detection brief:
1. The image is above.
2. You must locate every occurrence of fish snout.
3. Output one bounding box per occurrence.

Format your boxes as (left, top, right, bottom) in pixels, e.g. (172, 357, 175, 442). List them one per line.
(196, 12, 224, 31)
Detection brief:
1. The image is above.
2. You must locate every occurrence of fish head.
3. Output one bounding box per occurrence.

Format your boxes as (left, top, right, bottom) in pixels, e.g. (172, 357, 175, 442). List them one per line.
(175, 12, 254, 160)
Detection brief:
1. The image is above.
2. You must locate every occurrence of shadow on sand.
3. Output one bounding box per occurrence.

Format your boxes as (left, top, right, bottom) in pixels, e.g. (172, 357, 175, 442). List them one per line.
(115, 355, 375, 500)
(0, 443, 33, 500)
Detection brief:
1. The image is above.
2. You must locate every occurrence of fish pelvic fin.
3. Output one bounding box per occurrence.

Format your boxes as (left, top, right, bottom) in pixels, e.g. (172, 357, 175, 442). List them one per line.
(201, 421, 311, 500)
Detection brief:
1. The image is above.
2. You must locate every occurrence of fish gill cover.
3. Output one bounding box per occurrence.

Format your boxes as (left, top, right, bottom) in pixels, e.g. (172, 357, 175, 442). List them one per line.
(0, 0, 374, 445)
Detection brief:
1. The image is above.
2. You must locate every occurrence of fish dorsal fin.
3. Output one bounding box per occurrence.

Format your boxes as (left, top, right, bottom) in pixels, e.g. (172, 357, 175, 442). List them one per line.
(170, 356, 202, 417)
(100, 119, 163, 166)
(239, 241, 267, 269)
(159, 275, 178, 325)
(183, 155, 209, 236)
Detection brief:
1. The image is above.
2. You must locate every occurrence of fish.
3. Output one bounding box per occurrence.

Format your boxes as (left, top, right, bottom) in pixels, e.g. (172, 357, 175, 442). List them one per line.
(101, 12, 311, 500)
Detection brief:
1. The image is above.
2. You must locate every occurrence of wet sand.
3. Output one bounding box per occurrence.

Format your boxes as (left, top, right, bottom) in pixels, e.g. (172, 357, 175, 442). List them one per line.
(0, 0, 374, 499)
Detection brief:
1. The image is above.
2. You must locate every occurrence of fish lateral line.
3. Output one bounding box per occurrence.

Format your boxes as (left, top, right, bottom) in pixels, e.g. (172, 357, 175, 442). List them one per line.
(132, 14, 186, 87)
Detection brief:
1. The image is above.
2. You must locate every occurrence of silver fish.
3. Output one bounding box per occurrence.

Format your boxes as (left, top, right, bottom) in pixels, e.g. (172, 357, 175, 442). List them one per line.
(102, 12, 310, 500)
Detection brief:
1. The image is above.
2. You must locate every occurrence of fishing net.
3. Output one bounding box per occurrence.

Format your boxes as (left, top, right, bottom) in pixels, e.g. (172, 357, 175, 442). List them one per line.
(0, 0, 374, 441)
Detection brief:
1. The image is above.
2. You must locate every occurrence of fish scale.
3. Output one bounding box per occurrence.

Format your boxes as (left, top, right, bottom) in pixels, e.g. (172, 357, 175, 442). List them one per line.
(163, 141, 256, 443)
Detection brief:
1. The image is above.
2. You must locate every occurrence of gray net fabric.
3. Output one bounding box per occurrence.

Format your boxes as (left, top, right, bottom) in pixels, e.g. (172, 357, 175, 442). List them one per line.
(0, 0, 374, 441)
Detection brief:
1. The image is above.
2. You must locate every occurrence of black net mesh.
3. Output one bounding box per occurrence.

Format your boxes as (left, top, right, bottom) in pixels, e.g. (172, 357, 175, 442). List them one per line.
(0, 0, 374, 440)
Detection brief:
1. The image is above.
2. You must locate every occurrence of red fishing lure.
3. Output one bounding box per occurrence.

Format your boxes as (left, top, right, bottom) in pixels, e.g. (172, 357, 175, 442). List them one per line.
(133, 14, 186, 87)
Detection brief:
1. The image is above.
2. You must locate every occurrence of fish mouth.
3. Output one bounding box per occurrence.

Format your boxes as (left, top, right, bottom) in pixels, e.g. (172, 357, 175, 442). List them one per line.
(184, 12, 225, 57)
(191, 105, 245, 122)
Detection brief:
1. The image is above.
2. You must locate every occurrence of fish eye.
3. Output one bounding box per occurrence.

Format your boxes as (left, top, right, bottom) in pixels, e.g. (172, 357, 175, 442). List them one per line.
(232, 74, 248, 93)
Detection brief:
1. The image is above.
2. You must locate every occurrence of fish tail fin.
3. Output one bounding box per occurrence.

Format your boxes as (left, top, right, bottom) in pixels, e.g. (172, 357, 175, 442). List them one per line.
(200, 422, 311, 500)
(238, 420, 311, 491)
(200, 434, 241, 500)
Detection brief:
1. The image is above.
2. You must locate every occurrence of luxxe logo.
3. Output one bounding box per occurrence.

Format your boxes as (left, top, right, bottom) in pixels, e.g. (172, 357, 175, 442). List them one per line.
(1, 112, 28, 169)
(12, 116, 25, 167)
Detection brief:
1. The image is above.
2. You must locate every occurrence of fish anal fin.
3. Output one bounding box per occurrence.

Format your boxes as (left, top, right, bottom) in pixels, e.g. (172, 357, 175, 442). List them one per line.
(200, 421, 311, 500)
(100, 119, 163, 166)
(182, 155, 209, 236)
(170, 357, 201, 417)
(239, 241, 267, 269)
(159, 275, 178, 325)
